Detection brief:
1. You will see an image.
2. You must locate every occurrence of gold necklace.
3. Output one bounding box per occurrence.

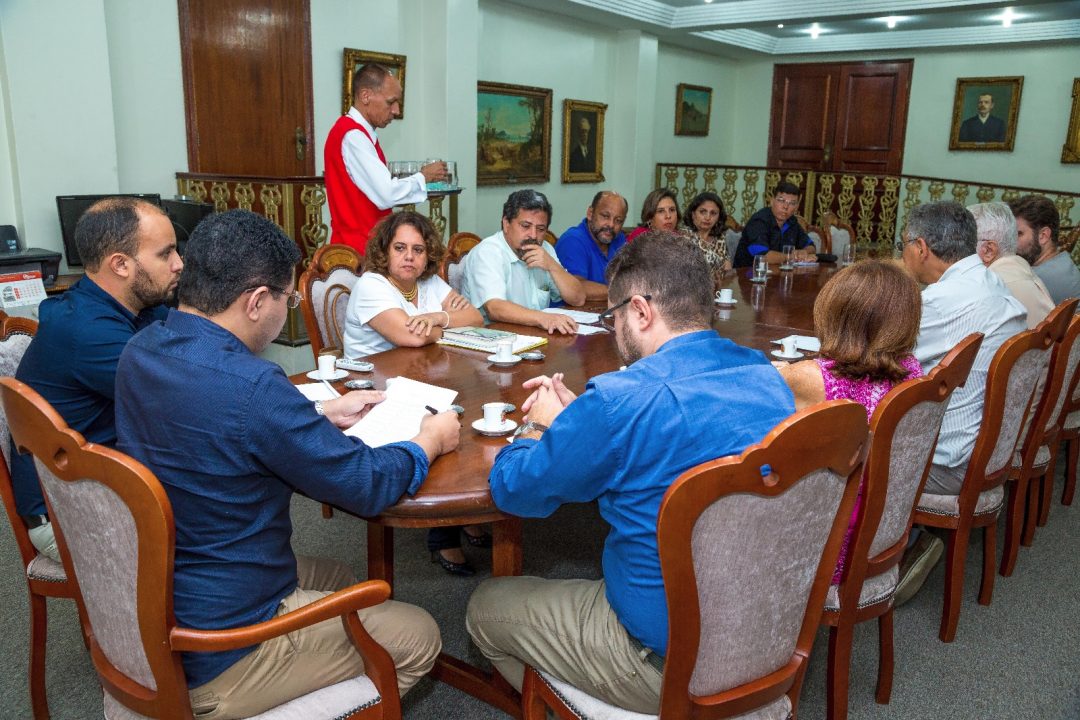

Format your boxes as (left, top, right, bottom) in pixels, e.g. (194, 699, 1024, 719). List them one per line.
(388, 275, 418, 302)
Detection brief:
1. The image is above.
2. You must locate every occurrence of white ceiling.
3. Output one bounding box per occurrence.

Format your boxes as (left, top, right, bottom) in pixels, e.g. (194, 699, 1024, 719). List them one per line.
(502, 0, 1080, 57)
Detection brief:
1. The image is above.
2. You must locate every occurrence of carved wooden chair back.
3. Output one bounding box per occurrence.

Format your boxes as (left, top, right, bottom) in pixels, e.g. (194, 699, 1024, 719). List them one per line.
(299, 243, 364, 361)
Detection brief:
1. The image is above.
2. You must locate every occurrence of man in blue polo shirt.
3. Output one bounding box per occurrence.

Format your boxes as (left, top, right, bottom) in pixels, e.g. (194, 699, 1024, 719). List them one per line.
(555, 191, 628, 303)
(11, 197, 182, 561)
(466, 232, 795, 714)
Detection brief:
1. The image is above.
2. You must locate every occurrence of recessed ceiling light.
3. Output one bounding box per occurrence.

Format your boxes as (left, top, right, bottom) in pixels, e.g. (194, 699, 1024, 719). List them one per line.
(704, 0, 713, 3)
(992, 6, 1019, 27)
(885, 16, 900, 29)
(810, 22, 821, 39)
(777, 23, 784, 28)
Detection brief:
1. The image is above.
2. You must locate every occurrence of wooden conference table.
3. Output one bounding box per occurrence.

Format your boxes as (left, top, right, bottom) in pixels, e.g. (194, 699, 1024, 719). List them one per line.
(295, 262, 838, 714)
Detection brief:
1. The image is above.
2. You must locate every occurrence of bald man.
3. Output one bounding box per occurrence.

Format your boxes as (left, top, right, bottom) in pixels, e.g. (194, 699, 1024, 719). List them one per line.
(556, 191, 629, 302)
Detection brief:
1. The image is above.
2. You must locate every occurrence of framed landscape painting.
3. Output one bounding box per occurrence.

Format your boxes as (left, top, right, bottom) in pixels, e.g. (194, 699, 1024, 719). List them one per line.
(562, 99, 606, 183)
(342, 48, 407, 116)
(477, 81, 552, 186)
(675, 83, 712, 136)
(948, 76, 1023, 152)
(1063, 78, 1080, 164)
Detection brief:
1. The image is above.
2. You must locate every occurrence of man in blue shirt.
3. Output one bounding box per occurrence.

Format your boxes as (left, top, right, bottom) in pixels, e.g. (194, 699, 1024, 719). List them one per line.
(12, 197, 182, 561)
(466, 232, 796, 714)
(733, 180, 816, 267)
(115, 210, 459, 718)
(555, 191, 628, 302)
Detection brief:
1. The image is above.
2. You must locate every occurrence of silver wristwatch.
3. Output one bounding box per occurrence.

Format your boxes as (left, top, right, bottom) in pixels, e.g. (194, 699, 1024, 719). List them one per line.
(314, 400, 326, 416)
(513, 420, 549, 439)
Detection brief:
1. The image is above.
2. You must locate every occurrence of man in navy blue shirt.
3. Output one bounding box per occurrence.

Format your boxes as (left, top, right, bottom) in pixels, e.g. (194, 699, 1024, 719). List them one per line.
(466, 232, 796, 714)
(12, 197, 182, 561)
(115, 210, 458, 719)
(555, 191, 628, 303)
(733, 180, 816, 267)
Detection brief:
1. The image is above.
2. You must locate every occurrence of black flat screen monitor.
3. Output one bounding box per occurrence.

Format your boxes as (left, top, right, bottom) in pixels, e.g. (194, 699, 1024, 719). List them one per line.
(55, 193, 162, 267)
(161, 198, 214, 256)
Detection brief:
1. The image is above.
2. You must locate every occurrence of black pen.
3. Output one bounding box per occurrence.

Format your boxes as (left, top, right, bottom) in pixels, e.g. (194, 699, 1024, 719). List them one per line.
(425, 405, 438, 415)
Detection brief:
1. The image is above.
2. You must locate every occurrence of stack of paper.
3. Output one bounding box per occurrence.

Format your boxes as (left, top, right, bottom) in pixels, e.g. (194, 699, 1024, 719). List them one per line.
(542, 308, 602, 325)
(344, 377, 458, 447)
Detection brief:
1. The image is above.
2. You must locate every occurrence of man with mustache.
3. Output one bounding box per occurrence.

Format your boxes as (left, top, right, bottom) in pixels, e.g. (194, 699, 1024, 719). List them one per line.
(556, 191, 628, 303)
(11, 196, 183, 562)
(460, 189, 586, 334)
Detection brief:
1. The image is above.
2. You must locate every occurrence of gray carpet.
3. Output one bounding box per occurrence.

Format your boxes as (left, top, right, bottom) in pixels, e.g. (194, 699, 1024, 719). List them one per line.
(2, 459, 1079, 719)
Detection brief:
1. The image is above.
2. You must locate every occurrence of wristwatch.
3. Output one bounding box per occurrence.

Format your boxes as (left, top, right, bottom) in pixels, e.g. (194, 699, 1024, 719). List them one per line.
(314, 400, 326, 416)
(513, 420, 549, 440)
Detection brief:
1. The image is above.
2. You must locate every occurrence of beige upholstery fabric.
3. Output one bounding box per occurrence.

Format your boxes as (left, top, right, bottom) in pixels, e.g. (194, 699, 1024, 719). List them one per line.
(0, 332, 33, 472)
(309, 267, 360, 353)
(1066, 409, 1080, 431)
(33, 460, 154, 689)
(724, 228, 741, 261)
(1011, 445, 1052, 471)
(536, 670, 791, 720)
(807, 230, 824, 252)
(25, 554, 66, 582)
(1044, 338, 1080, 434)
(825, 566, 899, 611)
(447, 260, 467, 293)
(829, 226, 851, 258)
(983, 348, 1048, 478)
(688, 469, 845, 697)
(103, 676, 382, 719)
(916, 486, 1005, 517)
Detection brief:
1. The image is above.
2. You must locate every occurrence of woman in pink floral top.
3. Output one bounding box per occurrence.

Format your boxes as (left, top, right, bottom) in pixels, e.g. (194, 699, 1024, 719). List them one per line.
(776, 260, 924, 584)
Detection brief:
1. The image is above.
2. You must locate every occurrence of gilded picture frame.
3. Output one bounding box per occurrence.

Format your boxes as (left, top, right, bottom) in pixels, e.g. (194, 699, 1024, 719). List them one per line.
(948, 76, 1023, 152)
(561, 99, 607, 184)
(341, 48, 407, 117)
(477, 81, 552, 186)
(1062, 78, 1080, 164)
(675, 83, 712, 137)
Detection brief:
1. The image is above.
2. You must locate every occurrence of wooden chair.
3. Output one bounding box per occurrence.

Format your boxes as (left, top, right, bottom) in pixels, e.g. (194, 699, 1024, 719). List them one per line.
(441, 231, 482, 291)
(1000, 300, 1079, 576)
(796, 214, 829, 254)
(913, 321, 1054, 642)
(0, 376, 402, 720)
(822, 212, 855, 259)
(722, 216, 743, 262)
(0, 313, 78, 720)
(1052, 312, 1080, 510)
(522, 400, 870, 720)
(298, 243, 364, 362)
(822, 333, 983, 720)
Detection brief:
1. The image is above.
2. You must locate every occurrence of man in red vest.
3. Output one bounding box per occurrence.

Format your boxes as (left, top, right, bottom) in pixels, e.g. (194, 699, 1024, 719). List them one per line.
(324, 63, 446, 255)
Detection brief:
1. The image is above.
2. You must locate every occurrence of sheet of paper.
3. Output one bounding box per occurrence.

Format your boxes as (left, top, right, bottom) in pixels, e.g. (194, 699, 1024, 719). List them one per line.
(773, 335, 821, 352)
(344, 377, 458, 447)
(575, 324, 609, 336)
(296, 383, 339, 402)
(542, 307, 601, 324)
(793, 260, 819, 267)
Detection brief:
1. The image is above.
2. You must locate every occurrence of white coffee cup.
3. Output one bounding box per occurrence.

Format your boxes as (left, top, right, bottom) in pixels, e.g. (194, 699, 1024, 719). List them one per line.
(482, 402, 506, 429)
(317, 354, 337, 379)
(716, 288, 734, 303)
(781, 337, 798, 357)
(495, 338, 515, 362)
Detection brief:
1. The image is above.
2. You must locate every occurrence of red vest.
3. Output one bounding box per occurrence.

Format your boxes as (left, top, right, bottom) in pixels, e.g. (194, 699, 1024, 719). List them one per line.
(324, 115, 391, 255)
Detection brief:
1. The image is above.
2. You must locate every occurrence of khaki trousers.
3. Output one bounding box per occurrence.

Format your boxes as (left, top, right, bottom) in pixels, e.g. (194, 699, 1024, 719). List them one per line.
(189, 555, 440, 719)
(466, 576, 663, 714)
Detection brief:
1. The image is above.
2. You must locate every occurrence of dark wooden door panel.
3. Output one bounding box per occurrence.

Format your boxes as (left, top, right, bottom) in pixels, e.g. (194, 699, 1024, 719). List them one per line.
(179, 0, 314, 176)
(834, 61, 912, 175)
(768, 64, 838, 171)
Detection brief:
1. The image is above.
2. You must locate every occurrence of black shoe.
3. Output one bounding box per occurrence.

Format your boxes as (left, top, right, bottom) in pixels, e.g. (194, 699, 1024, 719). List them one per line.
(431, 550, 476, 577)
(462, 527, 493, 548)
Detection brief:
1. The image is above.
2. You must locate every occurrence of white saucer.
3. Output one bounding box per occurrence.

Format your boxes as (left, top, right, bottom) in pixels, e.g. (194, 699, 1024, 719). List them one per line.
(306, 369, 349, 381)
(714, 298, 738, 306)
(487, 354, 521, 366)
(771, 349, 804, 360)
(472, 418, 518, 436)
(750, 277, 768, 284)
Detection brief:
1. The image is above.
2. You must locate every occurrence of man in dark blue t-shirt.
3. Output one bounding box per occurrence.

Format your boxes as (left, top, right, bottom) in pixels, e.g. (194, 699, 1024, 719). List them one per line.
(733, 180, 816, 268)
(12, 197, 182, 560)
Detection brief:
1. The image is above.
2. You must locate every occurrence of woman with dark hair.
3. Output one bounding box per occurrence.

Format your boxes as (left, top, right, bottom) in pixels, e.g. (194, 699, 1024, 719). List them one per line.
(682, 191, 731, 281)
(343, 211, 487, 576)
(625, 188, 681, 242)
(775, 260, 924, 582)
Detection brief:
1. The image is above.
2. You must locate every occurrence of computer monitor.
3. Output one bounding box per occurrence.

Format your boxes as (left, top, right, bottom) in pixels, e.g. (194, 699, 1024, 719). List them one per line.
(55, 194, 162, 267)
(161, 198, 214, 257)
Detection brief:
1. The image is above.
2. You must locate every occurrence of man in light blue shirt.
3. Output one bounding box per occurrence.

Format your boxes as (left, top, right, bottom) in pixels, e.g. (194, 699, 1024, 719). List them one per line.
(460, 189, 585, 334)
(465, 232, 795, 714)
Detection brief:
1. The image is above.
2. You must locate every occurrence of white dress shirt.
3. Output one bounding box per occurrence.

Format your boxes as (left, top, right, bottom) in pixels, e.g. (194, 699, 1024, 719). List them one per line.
(459, 231, 564, 318)
(341, 107, 427, 210)
(915, 253, 1027, 469)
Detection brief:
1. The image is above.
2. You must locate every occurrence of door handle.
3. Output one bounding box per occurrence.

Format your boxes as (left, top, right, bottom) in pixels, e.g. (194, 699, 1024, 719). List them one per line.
(823, 143, 833, 164)
(295, 127, 307, 161)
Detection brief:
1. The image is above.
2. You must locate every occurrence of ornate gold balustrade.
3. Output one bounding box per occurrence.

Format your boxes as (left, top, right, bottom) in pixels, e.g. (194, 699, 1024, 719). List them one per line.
(655, 164, 1078, 254)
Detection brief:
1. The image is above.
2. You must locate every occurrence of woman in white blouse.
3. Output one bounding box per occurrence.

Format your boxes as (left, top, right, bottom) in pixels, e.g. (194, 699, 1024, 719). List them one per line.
(343, 211, 488, 576)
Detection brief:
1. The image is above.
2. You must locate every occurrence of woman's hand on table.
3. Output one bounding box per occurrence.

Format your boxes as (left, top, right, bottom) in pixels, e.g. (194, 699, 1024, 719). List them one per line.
(324, 390, 385, 429)
(405, 313, 445, 336)
(442, 290, 470, 312)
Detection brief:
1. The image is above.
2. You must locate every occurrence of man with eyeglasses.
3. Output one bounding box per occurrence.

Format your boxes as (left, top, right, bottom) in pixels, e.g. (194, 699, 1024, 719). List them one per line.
(465, 232, 795, 715)
(114, 210, 456, 718)
(12, 196, 183, 563)
(733, 180, 817, 267)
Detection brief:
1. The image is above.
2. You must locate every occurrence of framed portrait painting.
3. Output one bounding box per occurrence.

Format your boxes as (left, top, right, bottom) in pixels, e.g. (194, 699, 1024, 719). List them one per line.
(675, 83, 712, 136)
(1063, 78, 1080, 164)
(341, 48, 407, 116)
(948, 76, 1023, 151)
(477, 81, 552, 186)
(561, 99, 606, 183)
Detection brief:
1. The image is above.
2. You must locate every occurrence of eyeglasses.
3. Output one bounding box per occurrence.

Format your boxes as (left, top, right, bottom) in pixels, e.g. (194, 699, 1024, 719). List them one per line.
(598, 294, 652, 331)
(773, 197, 800, 208)
(245, 285, 303, 309)
(894, 235, 917, 253)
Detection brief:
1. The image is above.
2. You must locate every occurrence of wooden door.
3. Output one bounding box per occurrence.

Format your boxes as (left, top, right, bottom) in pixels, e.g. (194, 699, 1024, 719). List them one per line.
(768, 60, 911, 175)
(178, 0, 315, 176)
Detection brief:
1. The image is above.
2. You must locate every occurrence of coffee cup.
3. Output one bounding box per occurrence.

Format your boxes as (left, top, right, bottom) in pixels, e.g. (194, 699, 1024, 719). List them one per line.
(716, 288, 734, 303)
(495, 338, 515, 362)
(317, 354, 337, 379)
(482, 402, 506, 430)
(781, 337, 798, 357)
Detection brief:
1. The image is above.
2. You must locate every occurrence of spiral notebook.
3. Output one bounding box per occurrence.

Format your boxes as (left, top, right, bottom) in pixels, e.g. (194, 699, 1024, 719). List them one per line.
(437, 327, 548, 354)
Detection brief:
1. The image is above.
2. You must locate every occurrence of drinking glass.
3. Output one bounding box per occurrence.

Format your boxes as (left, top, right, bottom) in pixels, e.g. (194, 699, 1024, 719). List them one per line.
(841, 243, 856, 266)
(753, 255, 769, 282)
(781, 244, 795, 270)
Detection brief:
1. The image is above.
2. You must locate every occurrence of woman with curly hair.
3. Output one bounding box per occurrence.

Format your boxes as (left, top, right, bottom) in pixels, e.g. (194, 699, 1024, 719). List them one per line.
(682, 191, 731, 281)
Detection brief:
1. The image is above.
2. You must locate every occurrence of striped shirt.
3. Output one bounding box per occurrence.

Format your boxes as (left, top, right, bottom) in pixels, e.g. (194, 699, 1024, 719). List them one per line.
(914, 254, 1027, 468)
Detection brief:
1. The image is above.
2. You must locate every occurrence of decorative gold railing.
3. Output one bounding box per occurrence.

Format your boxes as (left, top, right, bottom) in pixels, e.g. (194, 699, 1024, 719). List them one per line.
(655, 164, 1078, 254)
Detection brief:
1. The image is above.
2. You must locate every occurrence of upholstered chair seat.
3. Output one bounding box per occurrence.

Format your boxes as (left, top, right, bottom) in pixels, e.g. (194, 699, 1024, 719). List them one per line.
(1065, 409, 1079, 430)
(1011, 445, 1051, 471)
(25, 553, 66, 583)
(917, 486, 1005, 518)
(824, 567, 899, 612)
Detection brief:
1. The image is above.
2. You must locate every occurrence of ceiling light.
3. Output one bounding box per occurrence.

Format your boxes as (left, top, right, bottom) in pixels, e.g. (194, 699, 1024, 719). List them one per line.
(704, 0, 713, 3)
(810, 22, 821, 39)
(885, 16, 899, 29)
(992, 7, 1019, 27)
(777, 23, 784, 28)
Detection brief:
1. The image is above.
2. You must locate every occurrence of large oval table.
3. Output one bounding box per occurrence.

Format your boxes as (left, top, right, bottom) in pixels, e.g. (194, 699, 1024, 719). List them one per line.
(298, 263, 837, 714)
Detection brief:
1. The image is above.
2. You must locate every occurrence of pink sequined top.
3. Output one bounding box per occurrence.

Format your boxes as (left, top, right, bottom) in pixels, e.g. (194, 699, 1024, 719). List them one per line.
(818, 354, 924, 585)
